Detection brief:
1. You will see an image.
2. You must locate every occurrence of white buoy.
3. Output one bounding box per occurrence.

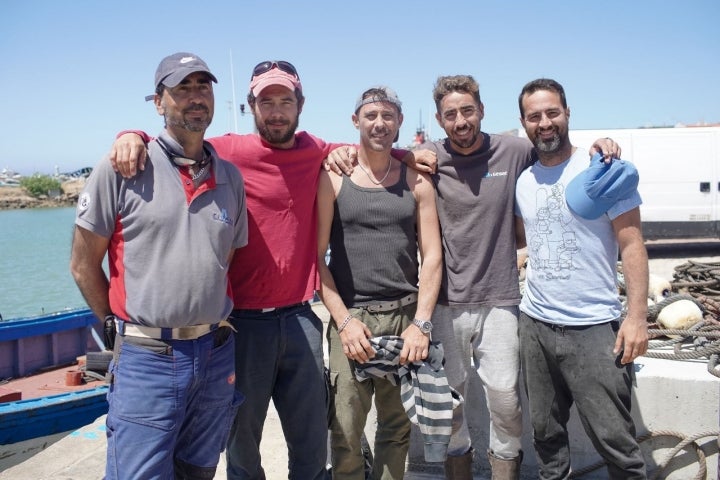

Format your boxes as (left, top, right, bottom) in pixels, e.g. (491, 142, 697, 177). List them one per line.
(657, 299, 703, 334)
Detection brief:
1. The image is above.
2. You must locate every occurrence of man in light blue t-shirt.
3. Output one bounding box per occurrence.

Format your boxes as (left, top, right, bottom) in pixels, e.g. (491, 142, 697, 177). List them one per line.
(514, 78, 648, 480)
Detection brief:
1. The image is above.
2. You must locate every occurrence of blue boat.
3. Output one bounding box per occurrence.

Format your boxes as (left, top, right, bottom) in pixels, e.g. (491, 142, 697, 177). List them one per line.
(0, 386, 108, 444)
(0, 308, 105, 376)
(0, 308, 109, 470)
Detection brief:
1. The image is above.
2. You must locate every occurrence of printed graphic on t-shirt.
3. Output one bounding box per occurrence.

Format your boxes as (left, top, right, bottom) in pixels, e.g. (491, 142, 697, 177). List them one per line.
(526, 181, 579, 280)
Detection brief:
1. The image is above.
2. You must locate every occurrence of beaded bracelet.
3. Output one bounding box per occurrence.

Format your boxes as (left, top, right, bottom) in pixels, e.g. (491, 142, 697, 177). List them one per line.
(337, 313, 353, 334)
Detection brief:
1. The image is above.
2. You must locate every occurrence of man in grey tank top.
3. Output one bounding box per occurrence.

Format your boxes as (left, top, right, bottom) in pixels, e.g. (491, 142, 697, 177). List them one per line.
(316, 86, 443, 479)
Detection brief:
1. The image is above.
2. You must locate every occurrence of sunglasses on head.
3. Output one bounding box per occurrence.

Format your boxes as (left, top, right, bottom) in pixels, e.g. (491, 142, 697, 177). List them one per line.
(251, 60, 299, 80)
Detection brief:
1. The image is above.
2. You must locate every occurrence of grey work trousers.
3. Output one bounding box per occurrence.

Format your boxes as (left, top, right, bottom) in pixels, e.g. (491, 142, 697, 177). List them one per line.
(519, 312, 646, 480)
(432, 304, 523, 459)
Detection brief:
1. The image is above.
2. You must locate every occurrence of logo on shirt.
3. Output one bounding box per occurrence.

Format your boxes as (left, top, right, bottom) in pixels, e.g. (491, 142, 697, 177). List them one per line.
(78, 192, 91, 212)
(213, 208, 232, 225)
(484, 171, 509, 178)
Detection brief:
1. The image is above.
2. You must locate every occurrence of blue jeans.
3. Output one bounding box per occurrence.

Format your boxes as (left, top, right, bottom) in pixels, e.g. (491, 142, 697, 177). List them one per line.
(105, 327, 241, 480)
(519, 313, 646, 480)
(226, 304, 329, 480)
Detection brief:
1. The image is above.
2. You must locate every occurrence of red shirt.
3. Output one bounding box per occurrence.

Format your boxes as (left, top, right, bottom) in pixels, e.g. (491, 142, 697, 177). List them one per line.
(209, 132, 338, 309)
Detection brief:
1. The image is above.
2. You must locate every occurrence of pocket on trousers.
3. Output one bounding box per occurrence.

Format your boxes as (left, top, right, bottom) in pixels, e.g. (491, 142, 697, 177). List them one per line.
(120, 335, 173, 355)
(205, 332, 241, 408)
(110, 342, 178, 431)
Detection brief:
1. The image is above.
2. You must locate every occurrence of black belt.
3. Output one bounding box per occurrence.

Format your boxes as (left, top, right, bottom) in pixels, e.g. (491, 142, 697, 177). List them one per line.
(233, 301, 310, 315)
(542, 320, 617, 333)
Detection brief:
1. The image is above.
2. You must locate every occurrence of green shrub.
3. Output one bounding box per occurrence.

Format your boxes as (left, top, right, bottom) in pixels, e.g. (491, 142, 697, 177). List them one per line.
(20, 174, 62, 198)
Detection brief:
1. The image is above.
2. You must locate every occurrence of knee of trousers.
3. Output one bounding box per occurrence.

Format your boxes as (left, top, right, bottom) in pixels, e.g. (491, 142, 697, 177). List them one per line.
(485, 387, 523, 435)
(174, 457, 217, 480)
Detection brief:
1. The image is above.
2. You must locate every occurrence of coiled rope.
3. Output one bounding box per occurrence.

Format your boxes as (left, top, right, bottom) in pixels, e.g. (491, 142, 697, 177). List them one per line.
(569, 430, 718, 479)
(643, 261, 720, 378)
(672, 260, 720, 298)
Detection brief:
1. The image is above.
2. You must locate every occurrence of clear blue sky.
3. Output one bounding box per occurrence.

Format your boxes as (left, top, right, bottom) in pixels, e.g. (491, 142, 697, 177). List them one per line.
(1, 0, 718, 175)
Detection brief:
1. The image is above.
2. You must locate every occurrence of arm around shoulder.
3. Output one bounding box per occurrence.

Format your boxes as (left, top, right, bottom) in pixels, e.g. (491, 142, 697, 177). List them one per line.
(111, 130, 152, 178)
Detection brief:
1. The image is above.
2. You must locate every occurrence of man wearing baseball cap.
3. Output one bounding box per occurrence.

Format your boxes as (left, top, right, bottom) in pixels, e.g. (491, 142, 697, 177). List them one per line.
(144, 52, 218, 101)
(514, 78, 648, 479)
(71, 52, 248, 479)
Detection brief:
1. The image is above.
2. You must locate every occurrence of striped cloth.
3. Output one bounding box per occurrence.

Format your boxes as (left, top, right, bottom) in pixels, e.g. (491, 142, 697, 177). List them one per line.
(355, 336, 463, 462)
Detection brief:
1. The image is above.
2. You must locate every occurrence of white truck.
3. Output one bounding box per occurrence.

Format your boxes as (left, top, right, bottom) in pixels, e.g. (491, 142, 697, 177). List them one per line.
(519, 126, 720, 240)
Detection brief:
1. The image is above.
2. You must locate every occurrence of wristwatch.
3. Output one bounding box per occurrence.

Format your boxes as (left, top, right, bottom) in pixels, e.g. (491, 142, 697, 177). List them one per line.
(413, 318, 433, 334)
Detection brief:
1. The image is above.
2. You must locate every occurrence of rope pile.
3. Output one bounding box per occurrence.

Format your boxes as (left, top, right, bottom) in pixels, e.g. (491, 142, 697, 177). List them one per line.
(670, 260, 720, 318)
(613, 261, 719, 478)
(642, 261, 720, 379)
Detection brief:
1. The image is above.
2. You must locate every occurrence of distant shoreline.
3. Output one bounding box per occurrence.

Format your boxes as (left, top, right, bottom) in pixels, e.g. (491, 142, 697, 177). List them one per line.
(0, 186, 79, 211)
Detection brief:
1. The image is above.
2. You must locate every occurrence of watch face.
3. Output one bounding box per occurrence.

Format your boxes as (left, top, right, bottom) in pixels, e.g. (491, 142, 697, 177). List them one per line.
(415, 319, 432, 333)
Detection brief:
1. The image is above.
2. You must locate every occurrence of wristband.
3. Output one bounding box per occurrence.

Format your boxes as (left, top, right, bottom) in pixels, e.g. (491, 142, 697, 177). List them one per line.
(337, 313, 353, 334)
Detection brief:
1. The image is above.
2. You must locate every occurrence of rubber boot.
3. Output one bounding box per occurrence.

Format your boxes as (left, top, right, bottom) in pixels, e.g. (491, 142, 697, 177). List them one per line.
(444, 448, 473, 480)
(487, 449, 523, 480)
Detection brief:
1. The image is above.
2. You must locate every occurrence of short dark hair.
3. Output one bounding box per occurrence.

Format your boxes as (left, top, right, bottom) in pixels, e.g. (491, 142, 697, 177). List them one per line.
(518, 78, 567, 118)
(432, 75, 481, 113)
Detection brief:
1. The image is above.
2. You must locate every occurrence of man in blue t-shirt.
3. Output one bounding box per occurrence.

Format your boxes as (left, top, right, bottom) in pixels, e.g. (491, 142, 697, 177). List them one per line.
(515, 78, 648, 480)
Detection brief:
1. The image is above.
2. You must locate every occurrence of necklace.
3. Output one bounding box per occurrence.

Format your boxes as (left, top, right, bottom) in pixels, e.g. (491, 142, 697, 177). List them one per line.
(191, 165, 207, 181)
(190, 150, 211, 181)
(358, 158, 392, 185)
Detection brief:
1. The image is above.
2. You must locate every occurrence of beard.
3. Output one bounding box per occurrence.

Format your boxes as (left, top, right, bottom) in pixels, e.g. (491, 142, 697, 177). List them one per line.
(165, 106, 212, 133)
(532, 128, 569, 154)
(448, 124, 480, 150)
(255, 116, 299, 145)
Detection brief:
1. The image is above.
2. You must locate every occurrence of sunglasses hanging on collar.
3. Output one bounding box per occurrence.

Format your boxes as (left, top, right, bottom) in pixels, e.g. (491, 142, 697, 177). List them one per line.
(156, 138, 210, 168)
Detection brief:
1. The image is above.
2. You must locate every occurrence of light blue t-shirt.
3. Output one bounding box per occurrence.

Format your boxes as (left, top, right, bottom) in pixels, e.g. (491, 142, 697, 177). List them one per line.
(515, 148, 642, 325)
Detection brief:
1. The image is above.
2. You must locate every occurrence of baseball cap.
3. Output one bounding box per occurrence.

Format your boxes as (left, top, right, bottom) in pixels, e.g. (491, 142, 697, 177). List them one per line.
(144, 52, 217, 101)
(249, 62, 302, 98)
(354, 86, 402, 114)
(565, 153, 639, 220)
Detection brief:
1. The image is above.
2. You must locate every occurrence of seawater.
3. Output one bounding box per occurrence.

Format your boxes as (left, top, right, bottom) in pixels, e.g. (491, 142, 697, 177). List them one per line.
(0, 207, 87, 320)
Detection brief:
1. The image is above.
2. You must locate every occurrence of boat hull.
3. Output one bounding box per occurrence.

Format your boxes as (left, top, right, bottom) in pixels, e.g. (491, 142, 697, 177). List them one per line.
(0, 386, 109, 444)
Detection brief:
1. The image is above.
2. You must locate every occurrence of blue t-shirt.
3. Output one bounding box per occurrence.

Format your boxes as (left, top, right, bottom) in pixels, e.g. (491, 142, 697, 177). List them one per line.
(515, 148, 642, 325)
